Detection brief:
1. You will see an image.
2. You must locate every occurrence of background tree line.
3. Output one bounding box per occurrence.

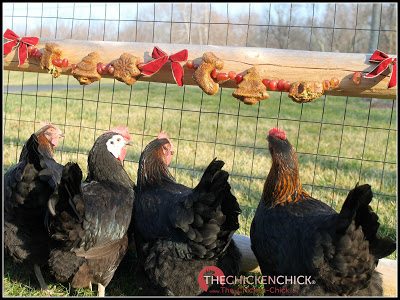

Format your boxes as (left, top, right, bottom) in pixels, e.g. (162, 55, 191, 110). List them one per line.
(3, 3, 396, 54)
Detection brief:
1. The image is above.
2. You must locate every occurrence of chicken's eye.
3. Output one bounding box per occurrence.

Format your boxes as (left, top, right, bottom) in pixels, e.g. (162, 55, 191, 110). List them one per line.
(110, 141, 114, 145)
(117, 138, 121, 142)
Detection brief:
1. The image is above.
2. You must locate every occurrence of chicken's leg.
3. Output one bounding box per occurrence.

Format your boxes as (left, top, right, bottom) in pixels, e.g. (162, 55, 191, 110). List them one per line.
(33, 264, 48, 290)
(98, 283, 105, 297)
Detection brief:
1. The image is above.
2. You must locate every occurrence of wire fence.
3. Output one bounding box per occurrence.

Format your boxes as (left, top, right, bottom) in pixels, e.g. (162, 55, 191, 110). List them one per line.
(2, 3, 397, 238)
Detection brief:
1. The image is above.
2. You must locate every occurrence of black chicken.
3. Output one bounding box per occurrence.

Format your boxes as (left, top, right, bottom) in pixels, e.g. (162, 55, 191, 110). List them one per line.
(250, 127, 396, 296)
(46, 127, 134, 296)
(133, 132, 242, 296)
(4, 123, 64, 290)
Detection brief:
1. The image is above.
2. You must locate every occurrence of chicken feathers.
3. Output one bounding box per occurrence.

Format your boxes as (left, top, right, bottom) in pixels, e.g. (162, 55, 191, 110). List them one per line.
(133, 135, 241, 295)
(250, 128, 396, 296)
(47, 129, 134, 296)
(4, 125, 64, 290)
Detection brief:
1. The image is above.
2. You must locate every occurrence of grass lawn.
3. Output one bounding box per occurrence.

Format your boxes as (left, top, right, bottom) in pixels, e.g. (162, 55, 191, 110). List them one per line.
(3, 70, 397, 296)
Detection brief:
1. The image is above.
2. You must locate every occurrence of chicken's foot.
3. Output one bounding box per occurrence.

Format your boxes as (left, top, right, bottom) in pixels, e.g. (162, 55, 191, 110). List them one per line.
(98, 283, 105, 297)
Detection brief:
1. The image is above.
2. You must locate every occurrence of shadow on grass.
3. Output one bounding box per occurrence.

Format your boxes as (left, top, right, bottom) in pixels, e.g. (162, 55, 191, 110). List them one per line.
(4, 255, 74, 296)
(4, 255, 43, 290)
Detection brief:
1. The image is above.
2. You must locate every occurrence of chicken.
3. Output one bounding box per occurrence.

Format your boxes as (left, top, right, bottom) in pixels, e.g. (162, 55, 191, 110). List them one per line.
(4, 123, 64, 290)
(250, 128, 396, 296)
(46, 126, 134, 297)
(133, 132, 242, 296)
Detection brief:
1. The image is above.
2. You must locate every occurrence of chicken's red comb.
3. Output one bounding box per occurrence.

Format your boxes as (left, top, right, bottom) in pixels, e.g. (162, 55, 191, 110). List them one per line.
(107, 126, 132, 141)
(157, 130, 174, 149)
(157, 130, 169, 140)
(268, 127, 287, 140)
(36, 122, 63, 136)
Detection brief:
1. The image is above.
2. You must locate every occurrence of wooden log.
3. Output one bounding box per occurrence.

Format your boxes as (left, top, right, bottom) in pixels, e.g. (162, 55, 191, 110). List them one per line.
(232, 234, 260, 274)
(377, 257, 398, 297)
(233, 234, 397, 296)
(3, 40, 396, 99)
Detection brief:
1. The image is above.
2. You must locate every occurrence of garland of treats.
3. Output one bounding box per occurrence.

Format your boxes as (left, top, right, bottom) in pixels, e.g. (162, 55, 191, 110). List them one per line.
(3, 28, 396, 105)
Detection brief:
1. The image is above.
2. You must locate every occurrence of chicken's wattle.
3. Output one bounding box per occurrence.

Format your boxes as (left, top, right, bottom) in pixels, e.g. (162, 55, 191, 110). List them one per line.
(119, 147, 127, 162)
(51, 136, 60, 148)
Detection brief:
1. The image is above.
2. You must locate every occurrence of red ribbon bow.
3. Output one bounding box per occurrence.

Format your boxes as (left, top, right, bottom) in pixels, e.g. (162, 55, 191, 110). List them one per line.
(140, 46, 188, 86)
(3, 29, 39, 66)
(364, 50, 397, 88)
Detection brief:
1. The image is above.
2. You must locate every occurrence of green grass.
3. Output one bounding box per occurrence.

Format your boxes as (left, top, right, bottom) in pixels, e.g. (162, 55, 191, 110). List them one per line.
(3, 70, 397, 296)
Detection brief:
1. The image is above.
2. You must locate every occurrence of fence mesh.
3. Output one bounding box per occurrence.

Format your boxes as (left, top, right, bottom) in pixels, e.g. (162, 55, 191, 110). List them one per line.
(2, 3, 397, 240)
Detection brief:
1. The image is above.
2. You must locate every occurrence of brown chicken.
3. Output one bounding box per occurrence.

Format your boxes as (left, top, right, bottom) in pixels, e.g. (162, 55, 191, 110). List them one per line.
(250, 127, 396, 296)
(4, 123, 64, 290)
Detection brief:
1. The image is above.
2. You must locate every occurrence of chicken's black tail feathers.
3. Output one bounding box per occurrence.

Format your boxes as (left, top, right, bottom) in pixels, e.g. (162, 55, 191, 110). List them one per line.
(196, 158, 241, 232)
(195, 158, 225, 191)
(371, 237, 396, 259)
(337, 183, 372, 232)
(48, 162, 83, 222)
(60, 162, 82, 198)
(218, 175, 241, 232)
(174, 158, 241, 259)
(338, 183, 395, 259)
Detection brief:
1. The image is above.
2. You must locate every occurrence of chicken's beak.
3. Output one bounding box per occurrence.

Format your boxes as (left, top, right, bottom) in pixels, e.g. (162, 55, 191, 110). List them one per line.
(59, 133, 65, 138)
(125, 141, 133, 146)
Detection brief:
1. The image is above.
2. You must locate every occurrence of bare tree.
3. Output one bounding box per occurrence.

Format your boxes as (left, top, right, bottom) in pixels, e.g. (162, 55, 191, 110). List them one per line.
(25, 3, 396, 54)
